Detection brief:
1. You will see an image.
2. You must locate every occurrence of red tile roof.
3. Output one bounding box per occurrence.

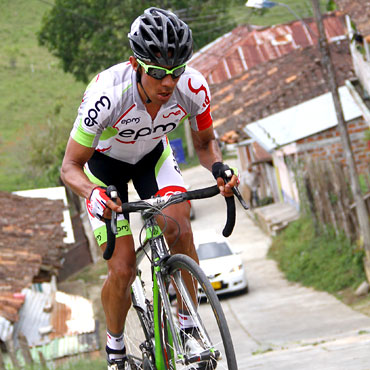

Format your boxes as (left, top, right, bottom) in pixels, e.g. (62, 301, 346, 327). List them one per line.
(209, 39, 354, 143)
(189, 12, 347, 85)
(0, 192, 66, 322)
(335, 0, 370, 37)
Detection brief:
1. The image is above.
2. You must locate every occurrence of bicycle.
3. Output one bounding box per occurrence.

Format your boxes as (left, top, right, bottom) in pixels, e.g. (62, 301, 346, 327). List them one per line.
(103, 180, 248, 370)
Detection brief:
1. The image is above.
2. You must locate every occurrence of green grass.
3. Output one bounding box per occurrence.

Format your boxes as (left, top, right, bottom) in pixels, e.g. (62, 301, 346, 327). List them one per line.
(56, 359, 106, 370)
(268, 217, 366, 293)
(66, 258, 108, 285)
(14, 358, 106, 370)
(0, 0, 85, 191)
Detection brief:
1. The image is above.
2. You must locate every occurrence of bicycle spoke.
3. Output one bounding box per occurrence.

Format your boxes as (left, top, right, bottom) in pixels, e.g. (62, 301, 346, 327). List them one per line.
(158, 254, 238, 370)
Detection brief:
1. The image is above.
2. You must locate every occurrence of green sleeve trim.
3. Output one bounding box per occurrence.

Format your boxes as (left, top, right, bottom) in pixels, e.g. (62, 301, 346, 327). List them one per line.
(93, 219, 131, 246)
(83, 168, 107, 188)
(155, 142, 172, 177)
(100, 126, 117, 141)
(73, 120, 96, 147)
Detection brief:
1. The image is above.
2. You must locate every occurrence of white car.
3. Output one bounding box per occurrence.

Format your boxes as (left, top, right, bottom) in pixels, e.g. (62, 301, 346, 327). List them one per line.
(194, 233, 248, 297)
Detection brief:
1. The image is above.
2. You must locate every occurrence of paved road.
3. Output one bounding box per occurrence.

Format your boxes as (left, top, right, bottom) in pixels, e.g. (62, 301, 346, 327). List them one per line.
(180, 162, 370, 370)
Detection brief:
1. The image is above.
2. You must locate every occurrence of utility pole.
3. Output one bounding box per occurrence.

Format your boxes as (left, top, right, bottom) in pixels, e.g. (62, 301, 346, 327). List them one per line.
(311, 0, 370, 278)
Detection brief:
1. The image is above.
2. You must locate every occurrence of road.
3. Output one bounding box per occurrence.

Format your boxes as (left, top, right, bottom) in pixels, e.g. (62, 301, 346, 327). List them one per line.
(180, 162, 370, 370)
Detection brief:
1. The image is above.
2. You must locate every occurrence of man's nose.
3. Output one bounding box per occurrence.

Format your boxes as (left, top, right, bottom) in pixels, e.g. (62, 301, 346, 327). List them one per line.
(161, 74, 177, 88)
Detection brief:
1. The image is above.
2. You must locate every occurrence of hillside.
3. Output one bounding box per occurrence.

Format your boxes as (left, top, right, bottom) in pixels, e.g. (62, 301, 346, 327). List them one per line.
(0, 1, 85, 192)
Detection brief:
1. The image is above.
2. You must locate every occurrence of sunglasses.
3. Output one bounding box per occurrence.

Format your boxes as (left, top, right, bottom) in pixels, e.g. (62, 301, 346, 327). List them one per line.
(136, 59, 186, 80)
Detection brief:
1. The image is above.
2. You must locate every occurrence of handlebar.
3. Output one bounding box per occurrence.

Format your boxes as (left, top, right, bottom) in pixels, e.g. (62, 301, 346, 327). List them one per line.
(103, 184, 248, 260)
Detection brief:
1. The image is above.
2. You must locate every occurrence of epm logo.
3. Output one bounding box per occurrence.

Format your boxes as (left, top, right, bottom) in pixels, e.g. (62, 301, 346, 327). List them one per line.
(84, 96, 111, 127)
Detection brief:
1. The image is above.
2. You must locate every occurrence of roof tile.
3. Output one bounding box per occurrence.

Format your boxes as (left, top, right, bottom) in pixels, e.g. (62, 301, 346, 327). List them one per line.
(335, 0, 370, 36)
(189, 12, 346, 85)
(0, 192, 66, 322)
(210, 39, 354, 143)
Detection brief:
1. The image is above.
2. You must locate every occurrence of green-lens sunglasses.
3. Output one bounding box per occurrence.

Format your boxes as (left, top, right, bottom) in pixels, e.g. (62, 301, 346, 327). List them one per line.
(137, 59, 186, 80)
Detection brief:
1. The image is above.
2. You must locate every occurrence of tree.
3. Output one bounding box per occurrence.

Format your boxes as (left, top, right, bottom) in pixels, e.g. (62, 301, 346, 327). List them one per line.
(38, 0, 244, 82)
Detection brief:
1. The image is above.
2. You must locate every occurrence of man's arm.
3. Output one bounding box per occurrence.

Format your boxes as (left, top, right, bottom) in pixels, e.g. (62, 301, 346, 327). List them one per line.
(191, 126, 238, 196)
(191, 126, 222, 171)
(61, 137, 121, 215)
(60, 137, 97, 199)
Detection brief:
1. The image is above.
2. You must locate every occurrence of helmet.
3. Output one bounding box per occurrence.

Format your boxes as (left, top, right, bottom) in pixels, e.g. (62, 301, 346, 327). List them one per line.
(128, 7, 193, 67)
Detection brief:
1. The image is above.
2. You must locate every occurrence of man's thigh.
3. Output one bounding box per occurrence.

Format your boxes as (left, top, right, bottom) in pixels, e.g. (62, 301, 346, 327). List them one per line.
(133, 138, 186, 200)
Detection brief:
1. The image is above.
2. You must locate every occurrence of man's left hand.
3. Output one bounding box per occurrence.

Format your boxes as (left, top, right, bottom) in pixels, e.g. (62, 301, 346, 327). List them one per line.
(212, 162, 239, 197)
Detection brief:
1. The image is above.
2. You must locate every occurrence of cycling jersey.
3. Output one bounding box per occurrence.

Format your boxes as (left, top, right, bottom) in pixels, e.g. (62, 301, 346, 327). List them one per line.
(70, 62, 213, 164)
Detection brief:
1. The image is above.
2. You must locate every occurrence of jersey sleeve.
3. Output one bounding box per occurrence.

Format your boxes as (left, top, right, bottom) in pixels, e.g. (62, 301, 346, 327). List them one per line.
(185, 70, 213, 132)
(70, 74, 114, 148)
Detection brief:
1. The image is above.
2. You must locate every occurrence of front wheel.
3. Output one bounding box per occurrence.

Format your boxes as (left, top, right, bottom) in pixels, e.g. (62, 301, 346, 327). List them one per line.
(160, 254, 238, 370)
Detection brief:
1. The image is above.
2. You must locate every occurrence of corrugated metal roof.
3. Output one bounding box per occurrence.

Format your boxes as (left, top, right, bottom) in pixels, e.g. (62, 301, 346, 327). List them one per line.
(0, 316, 13, 342)
(189, 12, 347, 85)
(13, 286, 95, 348)
(2, 283, 99, 366)
(14, 288, 51, 346)
(244, 86, 363, 152)
(51, 291, 95, 338)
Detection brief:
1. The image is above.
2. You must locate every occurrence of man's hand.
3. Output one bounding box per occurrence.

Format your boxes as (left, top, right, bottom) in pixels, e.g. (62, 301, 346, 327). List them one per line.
(86, 187, 121, 219)
(211, 162, 239, 197)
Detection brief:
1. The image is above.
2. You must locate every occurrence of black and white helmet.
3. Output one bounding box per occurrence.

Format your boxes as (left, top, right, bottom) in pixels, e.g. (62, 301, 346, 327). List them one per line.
(128, 7, 193, 67)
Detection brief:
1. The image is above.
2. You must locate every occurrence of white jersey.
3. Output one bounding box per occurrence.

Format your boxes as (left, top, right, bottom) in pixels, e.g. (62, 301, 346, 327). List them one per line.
(70, 62, 212, 164)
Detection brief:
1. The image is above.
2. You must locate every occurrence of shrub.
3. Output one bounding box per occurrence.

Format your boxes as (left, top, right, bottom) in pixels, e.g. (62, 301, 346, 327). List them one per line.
(268, 217, 366, 293)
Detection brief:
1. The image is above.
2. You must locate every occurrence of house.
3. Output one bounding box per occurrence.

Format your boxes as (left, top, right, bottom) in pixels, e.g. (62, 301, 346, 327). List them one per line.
(0, 189, 99, 368)
(335, 0, 370, 124)
(187, 11, 370, 233)
(188, 12, 347, 85)
(208, 34, 369, 230)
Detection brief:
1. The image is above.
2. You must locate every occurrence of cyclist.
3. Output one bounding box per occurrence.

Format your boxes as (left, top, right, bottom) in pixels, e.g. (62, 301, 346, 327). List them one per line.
(60, 7, 238, 370)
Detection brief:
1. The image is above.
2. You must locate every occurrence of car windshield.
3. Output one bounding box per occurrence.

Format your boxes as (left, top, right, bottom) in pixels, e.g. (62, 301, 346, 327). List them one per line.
(196, 242, 232, 261)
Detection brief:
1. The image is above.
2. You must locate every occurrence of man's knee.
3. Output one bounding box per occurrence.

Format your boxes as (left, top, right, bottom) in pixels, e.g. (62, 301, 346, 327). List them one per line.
(108, 261, 136, 287)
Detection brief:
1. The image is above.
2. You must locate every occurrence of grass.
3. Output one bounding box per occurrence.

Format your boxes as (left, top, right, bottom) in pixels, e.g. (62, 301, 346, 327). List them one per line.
(65, 258, 108, 285)
(14, 358, 106, 370)
(0, 0, 85, 192)
(268, 216, 366, 293)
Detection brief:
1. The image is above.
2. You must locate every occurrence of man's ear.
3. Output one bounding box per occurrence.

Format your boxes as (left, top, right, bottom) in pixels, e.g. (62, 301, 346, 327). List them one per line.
(129, 56, 138, 71)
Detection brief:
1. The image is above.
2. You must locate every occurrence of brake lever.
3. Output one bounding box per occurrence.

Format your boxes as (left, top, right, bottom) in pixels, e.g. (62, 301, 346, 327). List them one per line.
(232, 186, 249, 210)
(107, 185, 118, 235)
(224, 169, 248, 210)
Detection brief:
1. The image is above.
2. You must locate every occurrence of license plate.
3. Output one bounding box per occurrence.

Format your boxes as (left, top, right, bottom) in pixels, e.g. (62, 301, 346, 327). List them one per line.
(211, 281, 222, 290)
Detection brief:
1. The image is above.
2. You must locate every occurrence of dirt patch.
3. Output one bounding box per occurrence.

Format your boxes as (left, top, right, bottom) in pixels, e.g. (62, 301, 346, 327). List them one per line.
(337, 288, 370, 317)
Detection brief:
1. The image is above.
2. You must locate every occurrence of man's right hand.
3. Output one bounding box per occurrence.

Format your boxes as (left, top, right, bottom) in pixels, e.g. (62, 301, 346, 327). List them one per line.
(86, 187, 111, 220)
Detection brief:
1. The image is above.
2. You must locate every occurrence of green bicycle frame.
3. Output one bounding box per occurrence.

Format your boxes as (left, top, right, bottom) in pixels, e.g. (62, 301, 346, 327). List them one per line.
(145, 225, 176, 369)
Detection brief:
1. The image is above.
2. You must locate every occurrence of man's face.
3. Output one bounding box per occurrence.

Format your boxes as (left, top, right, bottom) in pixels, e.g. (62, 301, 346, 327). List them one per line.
(130, 56, 182, 106)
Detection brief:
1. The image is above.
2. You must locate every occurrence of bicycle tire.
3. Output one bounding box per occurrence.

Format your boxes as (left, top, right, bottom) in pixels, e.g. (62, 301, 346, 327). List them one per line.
(124, 274, 155, 369)
(158, 254, 238, 370)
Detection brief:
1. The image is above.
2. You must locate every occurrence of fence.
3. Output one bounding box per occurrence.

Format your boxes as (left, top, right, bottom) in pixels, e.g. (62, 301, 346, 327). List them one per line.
(292, 157, 370, 242)
(0, 334, 47, 369)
